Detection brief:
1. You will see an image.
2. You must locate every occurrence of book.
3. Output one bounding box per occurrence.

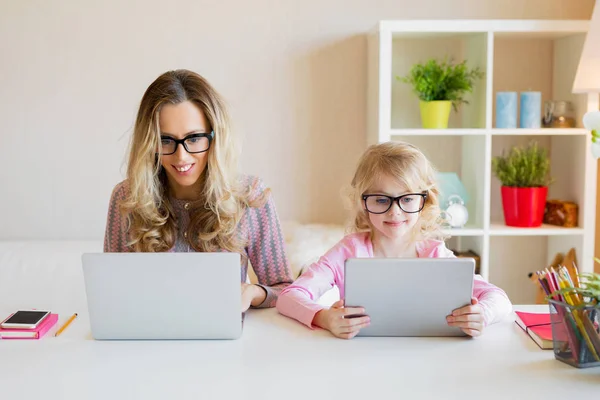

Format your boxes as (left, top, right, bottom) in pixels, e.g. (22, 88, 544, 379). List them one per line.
(527, 324, 554, 350)
(515, 311, 553, 350)
(0, 313, 58, 339)
(515, 311, 551, 330)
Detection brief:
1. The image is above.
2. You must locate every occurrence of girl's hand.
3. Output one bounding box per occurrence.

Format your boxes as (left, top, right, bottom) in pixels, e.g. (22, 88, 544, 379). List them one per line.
(312, 300, 370, 339)
(241, 283, 267, 312)
(446, 297, 485, 337)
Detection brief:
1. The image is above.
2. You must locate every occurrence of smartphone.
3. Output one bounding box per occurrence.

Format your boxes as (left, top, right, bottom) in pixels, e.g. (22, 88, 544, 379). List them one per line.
(0, 310, 51, 329)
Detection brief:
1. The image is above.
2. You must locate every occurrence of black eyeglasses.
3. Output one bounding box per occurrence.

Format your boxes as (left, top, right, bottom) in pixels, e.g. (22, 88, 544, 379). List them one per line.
(158, 131, 214, 155)
(362, 193, 427, 214)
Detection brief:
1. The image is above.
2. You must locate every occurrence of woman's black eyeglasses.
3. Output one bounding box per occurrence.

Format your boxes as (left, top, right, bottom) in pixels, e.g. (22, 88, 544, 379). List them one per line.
(158, 131, 214, 155)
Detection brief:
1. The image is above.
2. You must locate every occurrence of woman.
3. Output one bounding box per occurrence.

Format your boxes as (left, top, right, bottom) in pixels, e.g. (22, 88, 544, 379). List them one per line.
(104, 69, 293, 311)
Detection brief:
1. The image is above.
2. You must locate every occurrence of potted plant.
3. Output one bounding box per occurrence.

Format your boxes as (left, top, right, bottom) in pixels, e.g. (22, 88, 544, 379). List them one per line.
(491, 141, 553, 227)
(551, 259, 600, 304)
(399, 58, 484, 129)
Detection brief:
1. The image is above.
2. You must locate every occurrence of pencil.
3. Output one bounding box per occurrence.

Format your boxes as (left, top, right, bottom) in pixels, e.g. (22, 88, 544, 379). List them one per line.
(55, 313, 78, 337)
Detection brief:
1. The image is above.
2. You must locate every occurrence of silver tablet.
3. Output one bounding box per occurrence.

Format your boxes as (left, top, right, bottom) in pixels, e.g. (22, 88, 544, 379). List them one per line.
(344, 257, 475, 337)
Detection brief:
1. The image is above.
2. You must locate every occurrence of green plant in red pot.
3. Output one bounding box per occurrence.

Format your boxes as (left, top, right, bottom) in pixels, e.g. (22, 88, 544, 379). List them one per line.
(492, 141, 553, 227)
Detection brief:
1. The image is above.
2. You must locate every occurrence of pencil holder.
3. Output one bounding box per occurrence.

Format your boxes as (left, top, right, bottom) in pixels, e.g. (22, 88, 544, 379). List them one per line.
(548, 299, 600, 368)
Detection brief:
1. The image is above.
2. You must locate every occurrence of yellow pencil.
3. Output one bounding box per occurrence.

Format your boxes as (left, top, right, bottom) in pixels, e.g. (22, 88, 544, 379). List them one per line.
(54, 313, 78, 337)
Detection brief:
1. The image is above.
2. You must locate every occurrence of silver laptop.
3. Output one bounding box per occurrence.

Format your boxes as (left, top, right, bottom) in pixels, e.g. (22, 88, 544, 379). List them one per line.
(344, 258, 475, 337)
(82, 252, 242, 340)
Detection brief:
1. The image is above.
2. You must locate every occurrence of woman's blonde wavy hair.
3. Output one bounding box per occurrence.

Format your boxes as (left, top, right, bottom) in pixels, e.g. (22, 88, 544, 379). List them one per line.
(120, 69, 264, 253)
(345, 141, 448, 242)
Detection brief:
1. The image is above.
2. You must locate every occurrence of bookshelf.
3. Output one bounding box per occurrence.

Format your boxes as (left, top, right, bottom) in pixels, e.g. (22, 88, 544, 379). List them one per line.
(367, 20, 598, 303)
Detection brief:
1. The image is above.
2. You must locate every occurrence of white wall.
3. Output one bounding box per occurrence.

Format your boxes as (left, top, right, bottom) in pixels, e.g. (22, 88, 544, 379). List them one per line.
(0, 0, 594, 240)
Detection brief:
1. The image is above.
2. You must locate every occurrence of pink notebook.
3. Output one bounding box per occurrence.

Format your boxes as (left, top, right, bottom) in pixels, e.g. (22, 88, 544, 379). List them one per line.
(0, 313, 58, 340)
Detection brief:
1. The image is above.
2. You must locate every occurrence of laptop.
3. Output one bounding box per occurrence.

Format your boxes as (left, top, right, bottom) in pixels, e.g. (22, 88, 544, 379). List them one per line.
(81, 252, 242, 340)
(344, 258, 475, 337)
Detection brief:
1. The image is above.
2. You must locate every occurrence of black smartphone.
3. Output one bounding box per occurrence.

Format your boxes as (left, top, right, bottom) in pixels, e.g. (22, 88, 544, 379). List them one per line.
(1, 310, 51, 329)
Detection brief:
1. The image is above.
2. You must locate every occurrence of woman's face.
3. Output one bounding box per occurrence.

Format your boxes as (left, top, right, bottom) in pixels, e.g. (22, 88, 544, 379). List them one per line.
(158, 101, 211, 199)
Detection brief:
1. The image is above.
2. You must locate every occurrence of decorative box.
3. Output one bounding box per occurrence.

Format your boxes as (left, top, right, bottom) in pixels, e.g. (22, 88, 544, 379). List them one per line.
(543, 200, 578, 227)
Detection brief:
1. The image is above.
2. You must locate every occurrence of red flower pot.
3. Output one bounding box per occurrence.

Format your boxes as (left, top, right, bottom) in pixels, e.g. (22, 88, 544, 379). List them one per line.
(500, 186, 548, 227)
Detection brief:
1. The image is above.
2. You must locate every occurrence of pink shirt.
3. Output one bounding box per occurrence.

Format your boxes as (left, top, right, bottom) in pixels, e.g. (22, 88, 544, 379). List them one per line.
(276, 232, 512, 328)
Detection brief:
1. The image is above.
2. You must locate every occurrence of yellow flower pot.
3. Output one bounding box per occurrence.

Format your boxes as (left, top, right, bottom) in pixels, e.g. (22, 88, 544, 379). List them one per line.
(419, 100, 452, 129)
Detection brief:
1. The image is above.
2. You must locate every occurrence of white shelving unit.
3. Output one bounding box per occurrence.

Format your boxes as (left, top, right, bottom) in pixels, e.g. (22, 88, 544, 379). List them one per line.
(367, 20, 598, 303)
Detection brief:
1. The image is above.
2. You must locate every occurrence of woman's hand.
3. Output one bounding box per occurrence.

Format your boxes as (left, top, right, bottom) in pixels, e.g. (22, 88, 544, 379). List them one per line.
(446, 297, 485, 337)
(312, 300, 370, 339)
(241, 283, 267, 312)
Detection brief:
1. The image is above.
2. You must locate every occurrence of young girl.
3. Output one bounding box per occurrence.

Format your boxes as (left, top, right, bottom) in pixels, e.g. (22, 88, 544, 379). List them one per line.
(276, 141, 512, 339)
(104, 69, 293, 311)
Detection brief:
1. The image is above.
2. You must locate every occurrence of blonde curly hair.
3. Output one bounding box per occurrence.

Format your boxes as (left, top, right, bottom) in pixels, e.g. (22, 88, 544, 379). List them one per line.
(120, 69, 265, 253)
(345, 141, 448, 242)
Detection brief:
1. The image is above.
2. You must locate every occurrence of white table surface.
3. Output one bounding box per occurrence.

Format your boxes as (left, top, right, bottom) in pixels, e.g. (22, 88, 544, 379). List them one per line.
(1, 305, 598, 399)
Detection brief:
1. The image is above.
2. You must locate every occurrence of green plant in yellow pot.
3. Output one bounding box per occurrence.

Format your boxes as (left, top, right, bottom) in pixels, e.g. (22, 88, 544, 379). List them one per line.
(399, 58, 484, 129)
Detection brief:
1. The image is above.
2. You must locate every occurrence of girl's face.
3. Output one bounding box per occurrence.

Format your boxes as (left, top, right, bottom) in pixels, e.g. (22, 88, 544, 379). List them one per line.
(158, 101, 211, 199)
(363, 174, 424, 242)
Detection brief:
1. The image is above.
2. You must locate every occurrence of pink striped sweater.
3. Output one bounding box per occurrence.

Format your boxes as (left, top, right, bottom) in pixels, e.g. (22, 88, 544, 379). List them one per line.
(277, 232, 513, 328)
(104, 175, 294, 308)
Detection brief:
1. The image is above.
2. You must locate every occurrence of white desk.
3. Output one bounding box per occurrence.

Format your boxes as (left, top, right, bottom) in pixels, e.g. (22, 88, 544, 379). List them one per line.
(1, 306, 598, 399)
